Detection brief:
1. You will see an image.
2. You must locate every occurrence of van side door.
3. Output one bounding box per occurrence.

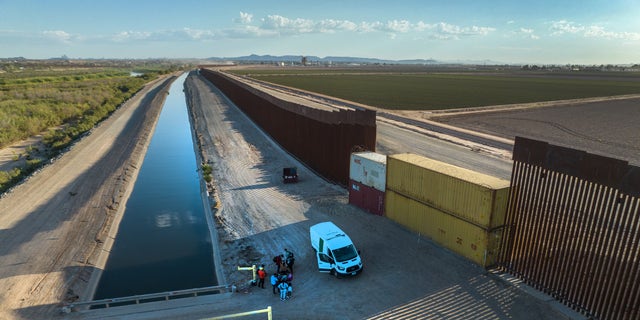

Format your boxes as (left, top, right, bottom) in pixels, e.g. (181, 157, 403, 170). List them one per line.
(316, 252, 334, 273)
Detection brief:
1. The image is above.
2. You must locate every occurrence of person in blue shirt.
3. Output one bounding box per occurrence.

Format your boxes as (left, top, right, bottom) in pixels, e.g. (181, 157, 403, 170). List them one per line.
(277, 281, 289, 301)
(270, 273, 278, 294)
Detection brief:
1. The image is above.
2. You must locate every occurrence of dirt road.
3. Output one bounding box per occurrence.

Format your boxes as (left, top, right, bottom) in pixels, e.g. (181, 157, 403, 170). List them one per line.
(0, 74, 176, 320)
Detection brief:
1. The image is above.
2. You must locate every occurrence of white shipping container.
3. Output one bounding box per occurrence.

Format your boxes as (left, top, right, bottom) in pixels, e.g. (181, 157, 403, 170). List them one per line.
(349, 152, 387, 192)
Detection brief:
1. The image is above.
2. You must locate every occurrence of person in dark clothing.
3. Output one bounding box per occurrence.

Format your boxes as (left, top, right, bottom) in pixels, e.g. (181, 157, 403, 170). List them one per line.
(273, 255, 283, 273)
(284, 248, 295, 272)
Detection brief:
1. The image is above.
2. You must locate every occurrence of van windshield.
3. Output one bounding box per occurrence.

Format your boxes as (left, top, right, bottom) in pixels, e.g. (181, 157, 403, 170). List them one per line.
(333, 244, 358, 262)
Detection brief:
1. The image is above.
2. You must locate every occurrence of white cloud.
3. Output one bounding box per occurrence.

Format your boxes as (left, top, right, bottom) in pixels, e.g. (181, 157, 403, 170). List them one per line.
(415, 21, 430, 32)
(22, 14, 498, 48)
(550, 20, 584, 35)
(261, 15, 316, 34)
(317, 19, 358, 33)
(110, 28, 218, 42)
(584, 25, 640, 41)
(181, 28, 216, 40)
(225, 13, 495, 40)
(384, 20, 412, 33)
(550, 20, 640, 41)
(112, 31, 152, 42)
(236, 12, 253, 24)
(42, 30, 72, 43)
(428, 22, 495, 39)
(224, 25, 279, 38)
(519, 28, 540, 40)
(358, 21, 384, 33)
(467, 25, 496, 36)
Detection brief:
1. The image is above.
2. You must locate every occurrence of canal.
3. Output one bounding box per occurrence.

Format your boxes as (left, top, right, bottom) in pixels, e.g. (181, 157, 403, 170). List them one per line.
(93, 73, 216, 299)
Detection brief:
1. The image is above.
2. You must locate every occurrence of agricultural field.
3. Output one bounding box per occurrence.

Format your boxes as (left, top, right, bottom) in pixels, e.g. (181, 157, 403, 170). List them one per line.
(229, 67, 640, 110)
(0, 60, 182, 191)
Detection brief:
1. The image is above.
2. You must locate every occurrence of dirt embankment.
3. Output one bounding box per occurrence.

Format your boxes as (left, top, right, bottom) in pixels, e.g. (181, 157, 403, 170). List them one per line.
(0, 73, 177, 320)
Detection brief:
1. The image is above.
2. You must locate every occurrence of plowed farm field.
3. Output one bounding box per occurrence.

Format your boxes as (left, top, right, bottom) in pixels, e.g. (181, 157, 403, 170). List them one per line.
(432, 96, 640, 165)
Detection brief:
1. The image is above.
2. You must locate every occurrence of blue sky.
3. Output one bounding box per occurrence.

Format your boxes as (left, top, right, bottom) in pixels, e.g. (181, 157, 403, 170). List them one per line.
(1, 0, 639, 64)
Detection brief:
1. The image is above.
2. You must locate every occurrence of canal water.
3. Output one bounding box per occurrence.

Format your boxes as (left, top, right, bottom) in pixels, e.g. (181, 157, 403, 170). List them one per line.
(93, 73, 216, 299)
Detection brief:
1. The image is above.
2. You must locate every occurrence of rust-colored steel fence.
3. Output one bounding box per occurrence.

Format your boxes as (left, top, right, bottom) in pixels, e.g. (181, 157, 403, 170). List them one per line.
(498, 137, 640, 320)
(199, 69, 376, 186)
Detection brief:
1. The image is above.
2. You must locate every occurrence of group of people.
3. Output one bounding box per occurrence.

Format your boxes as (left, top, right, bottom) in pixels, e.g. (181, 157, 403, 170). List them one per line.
(273, 248, 295, 273)
(256, 248, 296, 301)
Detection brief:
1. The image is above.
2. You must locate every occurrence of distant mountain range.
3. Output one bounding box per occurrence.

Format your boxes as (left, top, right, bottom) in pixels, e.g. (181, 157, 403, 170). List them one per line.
(206, 54, 505, 65)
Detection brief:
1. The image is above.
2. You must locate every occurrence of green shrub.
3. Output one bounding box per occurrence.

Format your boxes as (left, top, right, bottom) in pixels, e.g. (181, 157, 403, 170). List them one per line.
(202, 164, 213, 182)
(26, 158, 42, 168)
(0, 168, 22, 192)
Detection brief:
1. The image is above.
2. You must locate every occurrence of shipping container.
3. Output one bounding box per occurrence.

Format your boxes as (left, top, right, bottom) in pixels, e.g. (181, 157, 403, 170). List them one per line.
(349, 152, 387, 192)
(385, 190, 502, 267)
(386, 153, 509, 229)
(348, 179, 385, 216)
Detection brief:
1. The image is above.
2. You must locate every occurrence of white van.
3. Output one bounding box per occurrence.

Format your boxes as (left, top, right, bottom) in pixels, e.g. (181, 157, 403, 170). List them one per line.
(309, 221, 363, 277)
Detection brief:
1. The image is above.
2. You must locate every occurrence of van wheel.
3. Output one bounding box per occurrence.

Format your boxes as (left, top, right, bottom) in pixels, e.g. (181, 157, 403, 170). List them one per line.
(331, 269, 339, 278)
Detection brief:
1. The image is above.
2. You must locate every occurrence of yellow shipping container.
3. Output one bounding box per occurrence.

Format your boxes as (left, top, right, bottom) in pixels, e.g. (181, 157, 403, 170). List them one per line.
(385, 190, 503, 267)
(386, 153, 510, 229)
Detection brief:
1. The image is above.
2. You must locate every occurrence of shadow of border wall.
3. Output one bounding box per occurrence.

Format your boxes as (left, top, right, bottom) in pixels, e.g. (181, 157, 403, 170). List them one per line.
(199, 69, 376, 186)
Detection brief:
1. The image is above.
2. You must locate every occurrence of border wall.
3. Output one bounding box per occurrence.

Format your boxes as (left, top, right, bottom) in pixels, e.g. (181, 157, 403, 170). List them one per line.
(199, 69, 377, 185)
(498, 136, 640, 320)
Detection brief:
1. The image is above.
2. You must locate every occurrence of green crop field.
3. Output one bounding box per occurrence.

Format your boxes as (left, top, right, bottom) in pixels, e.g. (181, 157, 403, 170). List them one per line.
(231, 69, 640, 110)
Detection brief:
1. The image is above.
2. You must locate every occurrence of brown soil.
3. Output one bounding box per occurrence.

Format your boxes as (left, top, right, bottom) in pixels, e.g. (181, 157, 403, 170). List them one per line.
(432, 96, 640, 166)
